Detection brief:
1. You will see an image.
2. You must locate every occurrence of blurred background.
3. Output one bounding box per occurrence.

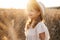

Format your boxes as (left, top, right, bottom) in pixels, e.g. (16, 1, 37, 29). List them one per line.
(0, 0, 60, 40)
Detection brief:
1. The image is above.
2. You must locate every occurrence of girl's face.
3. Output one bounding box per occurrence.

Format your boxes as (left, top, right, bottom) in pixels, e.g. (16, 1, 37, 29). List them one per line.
(28, 9, 40, 19)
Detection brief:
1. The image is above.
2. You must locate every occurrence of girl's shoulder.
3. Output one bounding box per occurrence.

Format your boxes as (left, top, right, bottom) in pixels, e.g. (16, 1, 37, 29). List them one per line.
(36, 21, 45, 27)
(35, 21, 47, 29)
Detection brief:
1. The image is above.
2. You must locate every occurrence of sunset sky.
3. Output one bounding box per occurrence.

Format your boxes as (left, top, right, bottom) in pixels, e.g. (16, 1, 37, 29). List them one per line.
(0, 0, 60, 9)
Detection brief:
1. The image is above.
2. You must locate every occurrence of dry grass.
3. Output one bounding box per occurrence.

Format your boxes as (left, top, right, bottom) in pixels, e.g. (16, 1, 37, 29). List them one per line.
(0, 8, 60, 40)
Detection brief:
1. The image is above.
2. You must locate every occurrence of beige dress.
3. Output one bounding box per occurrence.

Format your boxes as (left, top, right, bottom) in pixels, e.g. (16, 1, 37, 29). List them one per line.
(25, 21, 50, 40)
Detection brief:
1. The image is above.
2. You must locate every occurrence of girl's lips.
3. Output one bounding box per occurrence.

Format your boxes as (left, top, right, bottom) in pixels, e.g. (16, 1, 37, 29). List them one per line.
(28, 14, 32, 16)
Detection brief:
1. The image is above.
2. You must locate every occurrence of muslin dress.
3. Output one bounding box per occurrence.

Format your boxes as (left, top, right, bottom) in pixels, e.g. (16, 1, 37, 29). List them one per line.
(25, 21, 50, 40)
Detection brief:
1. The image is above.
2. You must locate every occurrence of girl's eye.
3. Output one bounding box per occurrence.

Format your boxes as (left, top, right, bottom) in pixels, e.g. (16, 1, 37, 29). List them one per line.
(30, 10, 33, 12)
(28, 10, 33, 12)
(28, 10, 38, 13)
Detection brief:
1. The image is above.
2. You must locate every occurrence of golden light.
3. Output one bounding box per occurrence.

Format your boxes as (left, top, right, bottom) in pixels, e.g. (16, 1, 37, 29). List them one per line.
(0, 0, 28, 9)
(0, 0, 60, 9)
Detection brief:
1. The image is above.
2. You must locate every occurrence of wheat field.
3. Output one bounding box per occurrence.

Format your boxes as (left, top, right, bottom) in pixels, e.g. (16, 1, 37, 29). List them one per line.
(0, 8, 60, 40)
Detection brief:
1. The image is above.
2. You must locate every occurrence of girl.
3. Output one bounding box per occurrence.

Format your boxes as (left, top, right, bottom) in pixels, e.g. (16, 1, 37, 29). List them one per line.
(25, 0, 50, 40)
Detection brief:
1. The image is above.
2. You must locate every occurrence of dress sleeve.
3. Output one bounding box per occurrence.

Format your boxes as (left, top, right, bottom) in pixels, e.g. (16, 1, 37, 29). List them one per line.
(36, 22, 50, 40)
(36, 22, 46, 34)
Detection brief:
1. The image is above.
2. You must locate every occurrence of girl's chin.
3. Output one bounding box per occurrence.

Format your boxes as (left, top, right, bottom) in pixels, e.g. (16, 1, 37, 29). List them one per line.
(28, 15, 35, 19)
(28, 16, 33, 18)
(29, 17, 34, 19)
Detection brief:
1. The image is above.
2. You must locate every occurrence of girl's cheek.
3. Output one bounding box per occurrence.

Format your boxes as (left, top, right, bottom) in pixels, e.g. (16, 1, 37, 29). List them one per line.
(28, 12, 34, 16)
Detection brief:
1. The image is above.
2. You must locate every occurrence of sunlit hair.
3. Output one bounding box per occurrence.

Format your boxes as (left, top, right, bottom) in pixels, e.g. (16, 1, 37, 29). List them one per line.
(25, 0, 45, 31)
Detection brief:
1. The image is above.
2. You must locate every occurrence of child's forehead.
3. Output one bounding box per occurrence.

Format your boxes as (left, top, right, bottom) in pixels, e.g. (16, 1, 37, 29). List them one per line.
(27, 7, 41, 12)
(27, 5, 41, 11)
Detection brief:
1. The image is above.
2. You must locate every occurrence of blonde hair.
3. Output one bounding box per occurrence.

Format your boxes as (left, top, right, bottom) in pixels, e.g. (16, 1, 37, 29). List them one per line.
(25, 0, 45, 31)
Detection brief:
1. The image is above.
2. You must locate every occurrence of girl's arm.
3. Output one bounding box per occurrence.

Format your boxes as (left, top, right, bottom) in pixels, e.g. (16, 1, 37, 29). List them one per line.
(39, 32, 45, 40)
